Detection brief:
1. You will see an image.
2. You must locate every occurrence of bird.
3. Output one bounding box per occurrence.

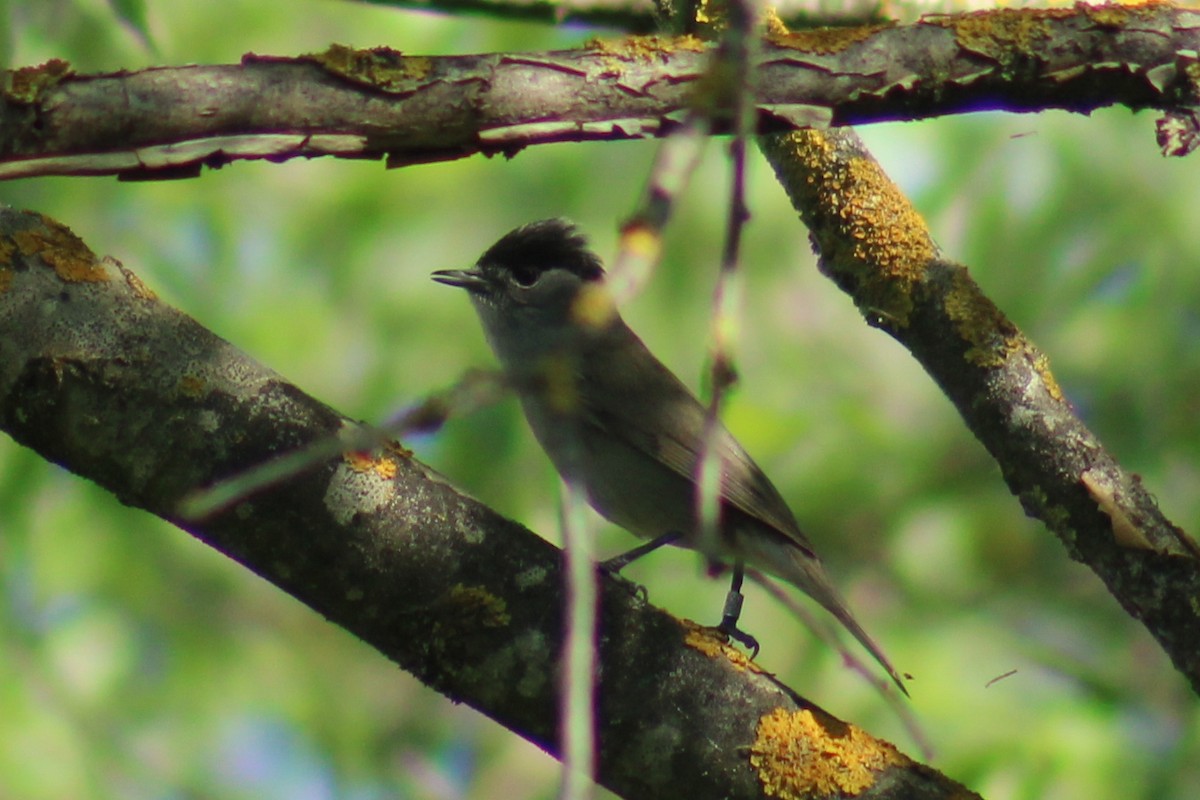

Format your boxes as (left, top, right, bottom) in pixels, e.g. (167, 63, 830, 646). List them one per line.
(433, 218, 906, 694)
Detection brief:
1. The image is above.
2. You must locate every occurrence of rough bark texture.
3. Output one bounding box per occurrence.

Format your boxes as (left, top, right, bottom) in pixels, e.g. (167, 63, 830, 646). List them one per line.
(0, 3, 1197, 179)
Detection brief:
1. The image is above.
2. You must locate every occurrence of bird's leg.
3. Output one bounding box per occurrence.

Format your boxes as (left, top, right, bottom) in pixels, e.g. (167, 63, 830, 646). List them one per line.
(597, 532, 681, 603)
(599, 531, 682, 574)
(717, 562, 760, 658)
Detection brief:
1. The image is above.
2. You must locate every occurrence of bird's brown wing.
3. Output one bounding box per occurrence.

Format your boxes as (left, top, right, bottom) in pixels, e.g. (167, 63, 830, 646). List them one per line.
(577, 326, 816, 555)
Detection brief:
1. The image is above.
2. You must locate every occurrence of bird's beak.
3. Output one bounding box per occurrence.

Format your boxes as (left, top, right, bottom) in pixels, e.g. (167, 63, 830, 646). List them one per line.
(431, 268, 489, 293)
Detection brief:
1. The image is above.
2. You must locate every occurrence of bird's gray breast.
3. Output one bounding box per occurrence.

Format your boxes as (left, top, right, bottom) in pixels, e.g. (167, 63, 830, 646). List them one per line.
(517, 392, 699, 545)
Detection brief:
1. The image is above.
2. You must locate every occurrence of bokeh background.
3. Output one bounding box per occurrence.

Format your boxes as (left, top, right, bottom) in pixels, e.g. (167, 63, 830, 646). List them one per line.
(1, 1, 1198, 798)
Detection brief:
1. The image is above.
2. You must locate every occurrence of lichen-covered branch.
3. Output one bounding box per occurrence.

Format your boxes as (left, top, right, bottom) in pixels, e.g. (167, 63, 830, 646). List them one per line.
(758, 126, 1200, 696)
(1, 3, 1197, 180)
(0, 208, 979, 799)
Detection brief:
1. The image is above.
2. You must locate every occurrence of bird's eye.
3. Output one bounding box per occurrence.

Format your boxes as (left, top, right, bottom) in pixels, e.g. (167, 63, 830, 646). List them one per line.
(509, 266, 540, 287)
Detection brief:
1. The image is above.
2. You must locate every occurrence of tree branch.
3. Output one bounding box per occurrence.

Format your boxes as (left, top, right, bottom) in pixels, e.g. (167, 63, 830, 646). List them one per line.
(759, 126, 1200, 696)
(1, 3, 1197, 180)
(0, 207, 979, 798)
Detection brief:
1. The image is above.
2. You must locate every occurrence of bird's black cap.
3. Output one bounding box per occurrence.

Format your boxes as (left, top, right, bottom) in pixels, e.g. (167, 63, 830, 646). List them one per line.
(478, 219, 605, 282)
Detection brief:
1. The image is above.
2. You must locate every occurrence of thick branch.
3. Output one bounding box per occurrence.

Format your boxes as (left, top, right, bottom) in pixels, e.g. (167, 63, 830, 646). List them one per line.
(0, 208, 977, 799)
(759, 127, 1200, 695)
(1, 3, 1198, 179)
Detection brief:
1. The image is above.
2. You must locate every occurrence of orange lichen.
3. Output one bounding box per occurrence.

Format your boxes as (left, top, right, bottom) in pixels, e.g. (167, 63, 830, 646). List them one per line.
(681, 619, 763, 672)
(767, 23, 895, 56)
(750, 708, 910, 799)
(344, 449, 378, 472)
(344, 449, 398, 480)
(15, 217, 107, 283)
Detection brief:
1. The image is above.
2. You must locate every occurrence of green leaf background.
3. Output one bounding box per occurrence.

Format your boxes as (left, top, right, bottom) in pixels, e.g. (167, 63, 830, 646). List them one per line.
(0, 1, 1198, 798)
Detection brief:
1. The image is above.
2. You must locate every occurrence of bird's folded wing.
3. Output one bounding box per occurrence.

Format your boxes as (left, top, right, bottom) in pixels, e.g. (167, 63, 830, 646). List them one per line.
(578, 349, 817, 556)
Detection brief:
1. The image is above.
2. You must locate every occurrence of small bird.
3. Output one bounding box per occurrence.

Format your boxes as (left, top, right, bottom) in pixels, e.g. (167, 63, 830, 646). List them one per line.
(433, 219, 905, 694)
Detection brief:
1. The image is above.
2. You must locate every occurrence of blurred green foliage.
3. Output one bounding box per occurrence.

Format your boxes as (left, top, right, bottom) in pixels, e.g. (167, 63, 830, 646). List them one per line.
(0, 1, 1198, 798)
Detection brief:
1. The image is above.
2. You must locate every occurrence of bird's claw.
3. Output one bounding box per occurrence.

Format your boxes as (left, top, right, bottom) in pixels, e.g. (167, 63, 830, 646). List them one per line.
(718, 618, 761, 660)
(597, 560, 649, 603)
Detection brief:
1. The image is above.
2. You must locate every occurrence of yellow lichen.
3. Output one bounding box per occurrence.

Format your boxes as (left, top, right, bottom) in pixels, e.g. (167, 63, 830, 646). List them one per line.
(942, 267, 1022, 367)
(764, 8, 790, 37)
(838, 155, 934, 281)
(767, 23, 895, 56)
(15, 217, 107, 283)
(750, 708, 910, 799)
(933, 7, 1073, 64)
(374, 455, 398, 480)
(1083, 0, 1167, 28)
(771, 129, 934, 325)
(0, 266, 11, 294)
(692, 0, 724, 33)
(1031, 351, 1064, 403)
(307, 44, 430, 93)
(681, 619, 764, 673)
(3, 58, 72, 104)
(586, 35, 706, 64)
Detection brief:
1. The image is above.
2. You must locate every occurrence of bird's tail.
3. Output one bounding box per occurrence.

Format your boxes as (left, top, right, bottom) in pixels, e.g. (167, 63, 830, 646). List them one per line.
(745, 537, 908, 696)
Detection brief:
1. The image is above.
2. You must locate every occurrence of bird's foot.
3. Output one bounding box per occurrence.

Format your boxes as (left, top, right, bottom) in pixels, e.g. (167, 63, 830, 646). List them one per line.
(716, 621, 760, 659)
(597, 559, 649, 603)
(717, 581, 760, 659)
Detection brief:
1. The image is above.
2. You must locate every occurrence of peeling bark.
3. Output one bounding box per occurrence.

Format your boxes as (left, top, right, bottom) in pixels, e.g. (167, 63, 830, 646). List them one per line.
(0, 3, 1197, 179)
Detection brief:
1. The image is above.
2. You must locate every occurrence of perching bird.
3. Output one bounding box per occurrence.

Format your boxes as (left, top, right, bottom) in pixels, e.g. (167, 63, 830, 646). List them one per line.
(433, 219, 905, 694)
